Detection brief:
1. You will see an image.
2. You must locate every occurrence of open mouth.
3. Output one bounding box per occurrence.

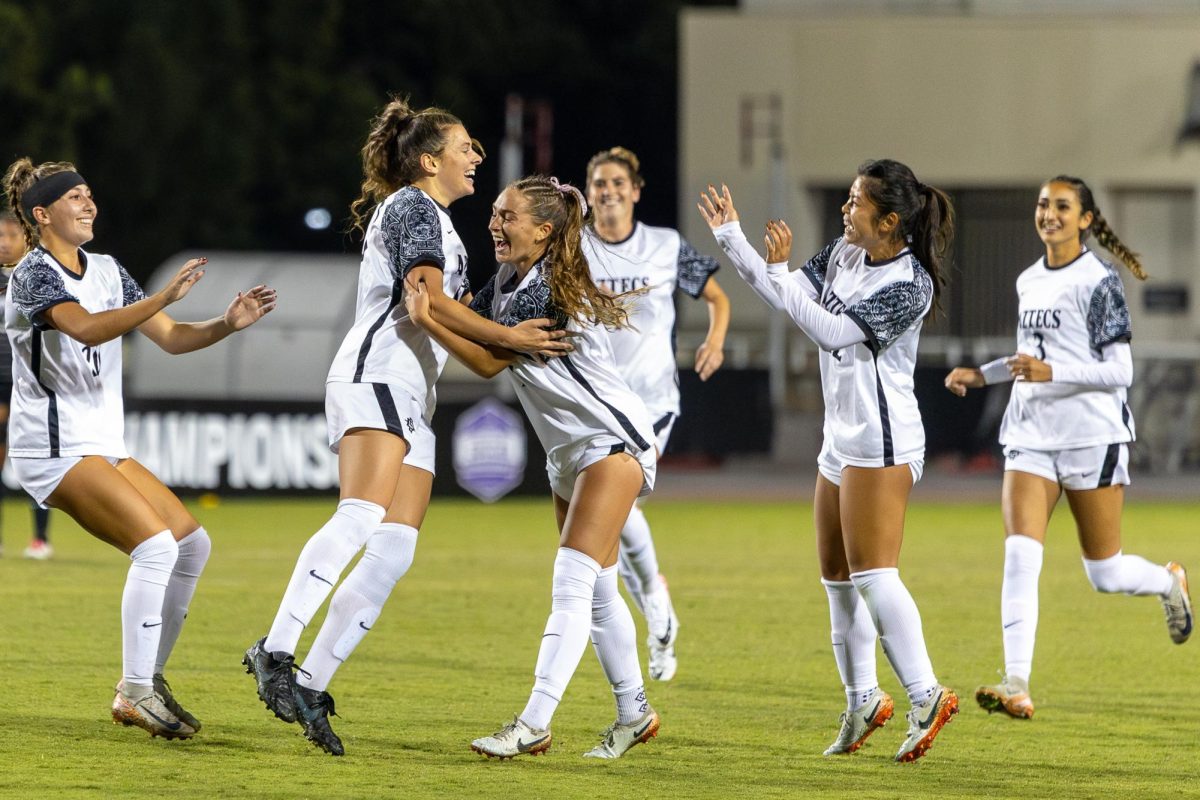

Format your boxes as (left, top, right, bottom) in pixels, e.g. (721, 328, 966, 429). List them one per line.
(493, 238, 510, 257)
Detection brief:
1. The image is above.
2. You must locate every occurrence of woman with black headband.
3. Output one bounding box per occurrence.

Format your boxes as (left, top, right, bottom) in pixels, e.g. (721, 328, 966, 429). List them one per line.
(2, 158, 276, 740)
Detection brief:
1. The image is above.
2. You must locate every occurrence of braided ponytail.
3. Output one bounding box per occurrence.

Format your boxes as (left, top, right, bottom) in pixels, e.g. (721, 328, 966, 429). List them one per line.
(1046, 175, 1147, 281)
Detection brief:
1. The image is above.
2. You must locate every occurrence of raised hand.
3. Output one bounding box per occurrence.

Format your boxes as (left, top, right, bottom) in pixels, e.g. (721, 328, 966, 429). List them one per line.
(765, 219, 792, 263)
(697, 184, 740, 229)
(224, 284, 277, 331)
(158, 258, 207, 305)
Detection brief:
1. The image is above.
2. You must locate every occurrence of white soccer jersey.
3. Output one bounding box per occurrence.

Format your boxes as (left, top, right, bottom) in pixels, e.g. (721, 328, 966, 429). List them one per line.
(326, 186, 469, 419)
(582, 224, 719, 423)
(470, 261, 655, 464)
(999, 249, 1135, 449)
(5, 246, 145, 458)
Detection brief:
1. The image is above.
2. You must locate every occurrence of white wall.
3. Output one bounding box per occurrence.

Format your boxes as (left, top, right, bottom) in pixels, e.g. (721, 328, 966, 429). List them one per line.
(679, 11, 1200, 344)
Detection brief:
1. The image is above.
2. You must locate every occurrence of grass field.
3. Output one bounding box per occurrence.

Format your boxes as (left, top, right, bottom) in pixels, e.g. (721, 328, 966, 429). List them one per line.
(0, 494, 1197, 799)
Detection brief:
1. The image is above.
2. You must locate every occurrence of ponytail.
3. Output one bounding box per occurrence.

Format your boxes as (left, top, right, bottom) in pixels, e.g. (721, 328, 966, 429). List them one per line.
(1045, 175, 1147, 281)
(510, 174, 629, 329)
(856, 159, 954, 318)
(349, 95, 476, 236)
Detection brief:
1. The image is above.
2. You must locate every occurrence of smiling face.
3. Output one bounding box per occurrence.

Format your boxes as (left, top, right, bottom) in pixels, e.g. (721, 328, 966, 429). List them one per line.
(1036, 181, 1092, 250)
(489, 187, 552, 272)
(427, 124, 482, 206)
(587, 161, 640, 231)
(35, 183, 97, 248)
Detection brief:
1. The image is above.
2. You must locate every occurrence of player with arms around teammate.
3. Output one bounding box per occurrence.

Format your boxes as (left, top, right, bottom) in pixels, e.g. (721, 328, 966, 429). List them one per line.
(243, 97, 568, 756)
(2, 158, 275, 739)
(945, 175, 1192, 719)
(582, 147, 730, 681)
(407, 175, 660, 760)
(699, 160, 959, 763)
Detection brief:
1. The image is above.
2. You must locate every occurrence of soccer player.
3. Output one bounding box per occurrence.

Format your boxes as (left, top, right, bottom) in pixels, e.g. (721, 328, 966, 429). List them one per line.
(699, 161, 959, 763)
(944, 175, 1192, 719)
(0, 209, 54, 560)
(1, 158, 276, 739)
(243, 97, 568, 756)
(582, 147, 730, 682)
(406, 174, 660, 761)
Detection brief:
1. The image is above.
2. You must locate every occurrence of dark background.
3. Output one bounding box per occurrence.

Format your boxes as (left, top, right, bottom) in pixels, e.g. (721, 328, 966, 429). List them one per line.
(0, 0, 735, 290)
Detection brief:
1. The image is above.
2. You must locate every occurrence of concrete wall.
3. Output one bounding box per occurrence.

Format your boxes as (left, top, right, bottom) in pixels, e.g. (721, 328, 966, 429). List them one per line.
(679, 11, 1200, 346)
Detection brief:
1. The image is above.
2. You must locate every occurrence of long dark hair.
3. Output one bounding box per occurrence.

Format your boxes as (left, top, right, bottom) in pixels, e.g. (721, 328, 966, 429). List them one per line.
(1044, 175, 1147, 280)
(856, 159, 954, 318)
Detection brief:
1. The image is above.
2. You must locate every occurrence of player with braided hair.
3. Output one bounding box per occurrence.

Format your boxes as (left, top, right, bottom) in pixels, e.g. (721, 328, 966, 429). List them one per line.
(407, 174, 660, 761)
(945, 175, 1191, 720)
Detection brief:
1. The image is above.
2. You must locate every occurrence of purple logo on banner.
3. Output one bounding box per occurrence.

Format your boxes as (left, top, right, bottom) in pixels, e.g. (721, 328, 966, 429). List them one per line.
(453, 398, 527, 502)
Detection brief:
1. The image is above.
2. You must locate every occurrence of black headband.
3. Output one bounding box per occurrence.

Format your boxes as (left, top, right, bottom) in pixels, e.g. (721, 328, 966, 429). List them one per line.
(20, 171, 86, 219)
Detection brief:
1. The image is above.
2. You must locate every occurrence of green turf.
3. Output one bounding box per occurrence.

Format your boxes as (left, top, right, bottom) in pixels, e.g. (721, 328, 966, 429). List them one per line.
(0, 496, 1196, 799)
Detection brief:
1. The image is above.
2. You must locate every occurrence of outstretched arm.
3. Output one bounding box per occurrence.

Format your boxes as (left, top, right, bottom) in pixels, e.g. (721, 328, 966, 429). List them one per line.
(42, 258, 207, 347)
(138, 284, 277, 354)
(405, 277, 516, 378)
(412, 265, 571, 357)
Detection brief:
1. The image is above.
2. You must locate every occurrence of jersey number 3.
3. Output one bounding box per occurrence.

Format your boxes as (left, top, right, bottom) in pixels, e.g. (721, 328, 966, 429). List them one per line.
(1031, 332, 1046, 361)
(82, 345, 101, 377)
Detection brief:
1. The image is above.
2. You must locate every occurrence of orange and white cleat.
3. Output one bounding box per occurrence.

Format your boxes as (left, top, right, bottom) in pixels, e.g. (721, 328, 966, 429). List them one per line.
(976, 674, 1034, 719)
(583, 708, 660, 759)
(824, 688, 894, 755)
(895, 686, 958, 763)
(1163, 562, 1193, 645)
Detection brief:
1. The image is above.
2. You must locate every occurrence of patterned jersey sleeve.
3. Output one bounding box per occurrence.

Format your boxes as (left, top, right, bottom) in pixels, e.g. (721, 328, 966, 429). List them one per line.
(1086, 272, 1132, 350)
(843, 265, 933, 352)
(799, 239, 839, 294)
(380, 190, 445, 282)
(115, 259, 146, 306)
(469, 278, 496, 321)
(501, 272, 568, 330)
(676, 237, 719, 298)
(10, 258, 80, 330)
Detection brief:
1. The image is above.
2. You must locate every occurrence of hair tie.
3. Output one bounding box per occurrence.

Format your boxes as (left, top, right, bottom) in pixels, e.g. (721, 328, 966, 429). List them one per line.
(549, 176, 587, 216)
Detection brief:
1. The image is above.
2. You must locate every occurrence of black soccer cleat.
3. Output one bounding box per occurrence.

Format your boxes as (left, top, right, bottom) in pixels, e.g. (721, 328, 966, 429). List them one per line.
(154, 673, 202, 732)
(243, 637, 299, 723)
(293, 684, 344, 756)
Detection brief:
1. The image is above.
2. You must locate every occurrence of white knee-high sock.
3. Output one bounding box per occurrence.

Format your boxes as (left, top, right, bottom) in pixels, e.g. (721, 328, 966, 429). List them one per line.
(618, 504, 660, 611)
(298, 524, 418, 692)
(822, 578, 879, 710)
(123, 531, 178, 689)
(520, 548, 601, 730)
(265, 499, 385, 655)
(154, 527, 211, 675)
(1001, 535, 1043, 683)
(1082, 551, 1173, 597)
(590, 565, 647, 724)
(850, 568, 937, 705)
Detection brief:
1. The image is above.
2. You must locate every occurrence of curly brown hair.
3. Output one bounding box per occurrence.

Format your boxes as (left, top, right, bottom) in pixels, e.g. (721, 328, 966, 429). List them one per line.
(510, 175, 629, 329)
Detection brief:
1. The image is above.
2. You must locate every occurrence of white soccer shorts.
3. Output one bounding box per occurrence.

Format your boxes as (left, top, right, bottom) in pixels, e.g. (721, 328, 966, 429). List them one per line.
(325, 381, 435, 475)
(1002, 442, 1129, 490)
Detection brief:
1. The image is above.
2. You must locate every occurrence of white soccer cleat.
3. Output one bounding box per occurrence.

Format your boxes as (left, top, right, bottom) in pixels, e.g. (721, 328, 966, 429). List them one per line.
(643, 578, 678, 681)
(470, 717, 551, 759)
(583, 708, 660, 759)
(823, 688, 894, 755)
(23, 540, 53, 560)
(895, 685, 958, 763)
(1163, 562, 1193, 645)
(112, 686, 196, 740)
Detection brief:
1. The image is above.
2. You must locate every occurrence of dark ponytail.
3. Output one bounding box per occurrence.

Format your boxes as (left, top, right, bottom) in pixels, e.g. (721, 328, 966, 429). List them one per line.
(1045, 175, 1147, 281)
(856, 159, 955, 318)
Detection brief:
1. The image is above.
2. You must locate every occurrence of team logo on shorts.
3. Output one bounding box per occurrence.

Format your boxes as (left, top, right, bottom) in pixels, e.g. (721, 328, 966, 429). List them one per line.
(406, 417, 415, 433)
(1007, 450, 1022, 459)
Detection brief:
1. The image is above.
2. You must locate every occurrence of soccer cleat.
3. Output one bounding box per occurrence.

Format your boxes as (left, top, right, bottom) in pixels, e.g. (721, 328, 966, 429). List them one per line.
(293, 683, 344, 756)
(643, 578, 679, 682)
(154, 673, 202, 732)
(23, 540, 53, 560)
(583, 708, 660, 759)
(975, 674, 1034, 719)
(112, 686, 196, 739)
(895, 685, 958, 763)
(1163, 562, 1193, 645)
(823, 688, 894, 755)
(243, 637, 298, 723)
(470, 717, 552, 759)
